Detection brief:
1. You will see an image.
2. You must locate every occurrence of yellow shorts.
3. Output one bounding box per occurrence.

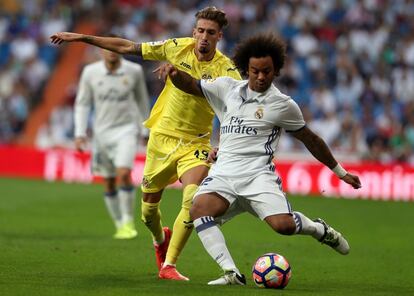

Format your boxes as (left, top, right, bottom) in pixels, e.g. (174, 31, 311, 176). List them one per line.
(141, 132, 211, 193)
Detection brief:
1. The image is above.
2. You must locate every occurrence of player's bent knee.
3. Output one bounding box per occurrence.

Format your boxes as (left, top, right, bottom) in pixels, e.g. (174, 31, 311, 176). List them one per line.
(189, 205, 201, 221)
(189, 201, 213, 221)
(266, 214, 296, 235)
(275, 224, 296, 235)
(142, 191, 162, 203)
(117, 168, 132, 184)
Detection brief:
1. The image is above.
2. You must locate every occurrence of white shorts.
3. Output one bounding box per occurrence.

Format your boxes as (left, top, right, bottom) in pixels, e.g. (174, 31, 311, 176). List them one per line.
(195, 172, 292, 224)
(91, 132, 137, 178)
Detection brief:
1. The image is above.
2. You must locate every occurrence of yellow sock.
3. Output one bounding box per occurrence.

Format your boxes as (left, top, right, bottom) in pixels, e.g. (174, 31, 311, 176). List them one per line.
(165, 184, 198, 265)
(141, 200, 163, 243)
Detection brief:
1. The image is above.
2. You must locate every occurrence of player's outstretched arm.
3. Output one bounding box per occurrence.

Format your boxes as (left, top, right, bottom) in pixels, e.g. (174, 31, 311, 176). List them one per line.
(291, 126, 362, 189)
(50, 32, 141, 56)
(154, 64, 204, 97)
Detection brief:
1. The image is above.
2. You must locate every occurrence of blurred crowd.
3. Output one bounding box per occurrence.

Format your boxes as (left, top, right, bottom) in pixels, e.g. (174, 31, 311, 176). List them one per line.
(0, 0, 73, 142)
(1, 0, 414, 164)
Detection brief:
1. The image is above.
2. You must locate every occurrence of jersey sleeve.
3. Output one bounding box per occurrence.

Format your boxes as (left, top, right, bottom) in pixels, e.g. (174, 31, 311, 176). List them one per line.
(141, 38, 179, 61)
(74, 66, 92, 137)
(200, 77, 233, 121)
(276, 99, 306, 132)
(224, 63, 242, 80)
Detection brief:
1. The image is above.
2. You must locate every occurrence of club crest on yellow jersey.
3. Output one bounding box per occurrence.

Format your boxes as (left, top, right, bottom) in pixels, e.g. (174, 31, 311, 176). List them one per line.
(142, 176, 151, 188)
(148, 40, 167, 46)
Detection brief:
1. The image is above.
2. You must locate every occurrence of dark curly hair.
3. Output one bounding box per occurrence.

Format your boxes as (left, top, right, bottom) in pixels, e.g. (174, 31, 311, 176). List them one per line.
(195, 6, 228, 29)
(233, 33, 286, 76)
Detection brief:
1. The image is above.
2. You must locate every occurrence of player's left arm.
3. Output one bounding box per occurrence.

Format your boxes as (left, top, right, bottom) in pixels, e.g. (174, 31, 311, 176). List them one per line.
(155, 64, 204, 97)
(290, 126, 362, 189)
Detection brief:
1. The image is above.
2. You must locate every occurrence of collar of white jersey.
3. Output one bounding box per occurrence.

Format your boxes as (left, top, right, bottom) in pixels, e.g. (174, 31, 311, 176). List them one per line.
(103, 58, 125, 76)
(238, 81, 275, 104)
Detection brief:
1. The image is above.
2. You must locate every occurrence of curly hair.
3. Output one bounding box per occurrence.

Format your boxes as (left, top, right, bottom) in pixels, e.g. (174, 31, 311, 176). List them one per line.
(195, 6, 228, 29)
(233, 33, 286, 76)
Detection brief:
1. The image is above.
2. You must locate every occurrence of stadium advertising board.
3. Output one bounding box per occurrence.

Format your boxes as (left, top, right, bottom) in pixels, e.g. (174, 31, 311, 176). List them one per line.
(1, 146, 413, 201)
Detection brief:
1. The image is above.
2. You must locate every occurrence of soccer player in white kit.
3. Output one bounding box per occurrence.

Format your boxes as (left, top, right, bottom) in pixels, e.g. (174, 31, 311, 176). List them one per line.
(159, 33, 362, 285)
(74, 44, 150, 239)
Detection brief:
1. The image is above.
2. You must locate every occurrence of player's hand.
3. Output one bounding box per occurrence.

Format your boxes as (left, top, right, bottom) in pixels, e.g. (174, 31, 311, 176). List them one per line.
(206, 147, 219, 163)
(341, 173, 361, 189)
(50, 32, 82, 45)
(74, 137, 87, 152)
(153, 64, 178, 81)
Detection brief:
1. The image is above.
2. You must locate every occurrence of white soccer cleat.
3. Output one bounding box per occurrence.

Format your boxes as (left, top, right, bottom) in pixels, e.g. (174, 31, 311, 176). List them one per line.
(314, 218, 350, 255)
(207, 270, 246, 286)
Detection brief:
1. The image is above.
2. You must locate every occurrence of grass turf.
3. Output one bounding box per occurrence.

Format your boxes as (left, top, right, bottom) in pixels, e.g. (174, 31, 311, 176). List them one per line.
(0, 178, 413, 296)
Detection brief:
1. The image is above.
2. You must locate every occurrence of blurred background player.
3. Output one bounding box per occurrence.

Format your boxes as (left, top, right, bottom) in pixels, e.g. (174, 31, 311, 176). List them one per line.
(50, 7, 241, 280)
(74, 39, 150, 239)
(161, 33, 361, 285)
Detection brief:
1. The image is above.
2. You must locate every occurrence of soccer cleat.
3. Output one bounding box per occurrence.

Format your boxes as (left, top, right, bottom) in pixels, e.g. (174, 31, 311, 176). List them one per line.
(314, 218, 350, 255)
(113, 221, 138, 239)
(124, 221, 138, 237)
(207, 270, 246, 286)
(158, 264, 189, 281)
(154, 227, 172, 270)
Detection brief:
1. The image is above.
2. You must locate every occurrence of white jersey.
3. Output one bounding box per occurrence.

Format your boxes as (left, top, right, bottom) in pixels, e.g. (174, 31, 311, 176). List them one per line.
(74, 59, 150, 141)
(200, 77, 305, 177)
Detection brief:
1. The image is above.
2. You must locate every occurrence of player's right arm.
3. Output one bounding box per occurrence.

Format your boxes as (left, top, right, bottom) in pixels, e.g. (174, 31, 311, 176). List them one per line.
(74, 66, 93, 152)
(50, 32, 142, 56)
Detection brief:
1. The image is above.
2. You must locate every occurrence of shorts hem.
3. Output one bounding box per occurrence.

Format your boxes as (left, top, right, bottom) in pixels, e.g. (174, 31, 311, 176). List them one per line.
(178, 162, 211, 180)
(140, 186, 164, 194)
(260, 211, 293, 221)
(93, 172, 116, 178)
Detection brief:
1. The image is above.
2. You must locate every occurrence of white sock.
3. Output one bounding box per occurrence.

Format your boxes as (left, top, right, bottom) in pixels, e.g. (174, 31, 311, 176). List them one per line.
(194, 216, 240, 274)
(293, 211, 325, 240)
(104, 191, 122, 228)
(118, 186, 136, 225)
(163, 261, 175, 267)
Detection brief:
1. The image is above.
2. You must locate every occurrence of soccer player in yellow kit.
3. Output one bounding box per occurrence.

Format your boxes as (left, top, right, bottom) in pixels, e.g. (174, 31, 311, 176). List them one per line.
(51, 7, 241, 281)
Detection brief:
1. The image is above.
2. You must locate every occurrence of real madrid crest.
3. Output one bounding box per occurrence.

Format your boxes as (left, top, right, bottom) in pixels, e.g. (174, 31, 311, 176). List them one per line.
(123, 78, 129, 86)
(255, 107, 264, 119)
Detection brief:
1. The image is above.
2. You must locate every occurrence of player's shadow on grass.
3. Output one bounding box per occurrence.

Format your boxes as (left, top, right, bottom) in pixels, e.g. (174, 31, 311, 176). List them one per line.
(67, 274, 196, 294)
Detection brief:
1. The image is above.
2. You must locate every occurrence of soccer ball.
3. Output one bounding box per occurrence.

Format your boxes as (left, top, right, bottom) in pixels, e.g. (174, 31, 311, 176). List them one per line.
(252, 253, 292, 289)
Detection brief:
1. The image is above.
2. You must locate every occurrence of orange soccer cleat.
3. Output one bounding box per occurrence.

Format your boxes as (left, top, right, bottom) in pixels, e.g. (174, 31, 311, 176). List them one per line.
(154, 227, 172, 270)
(159, 264, 189, 281)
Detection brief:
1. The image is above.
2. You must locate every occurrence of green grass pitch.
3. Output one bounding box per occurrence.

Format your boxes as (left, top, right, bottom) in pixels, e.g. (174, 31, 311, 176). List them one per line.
(0, 178, 413, 296)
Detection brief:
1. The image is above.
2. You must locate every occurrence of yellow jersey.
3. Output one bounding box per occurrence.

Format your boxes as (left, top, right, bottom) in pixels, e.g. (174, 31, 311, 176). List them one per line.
(141, 37, 241, 142)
